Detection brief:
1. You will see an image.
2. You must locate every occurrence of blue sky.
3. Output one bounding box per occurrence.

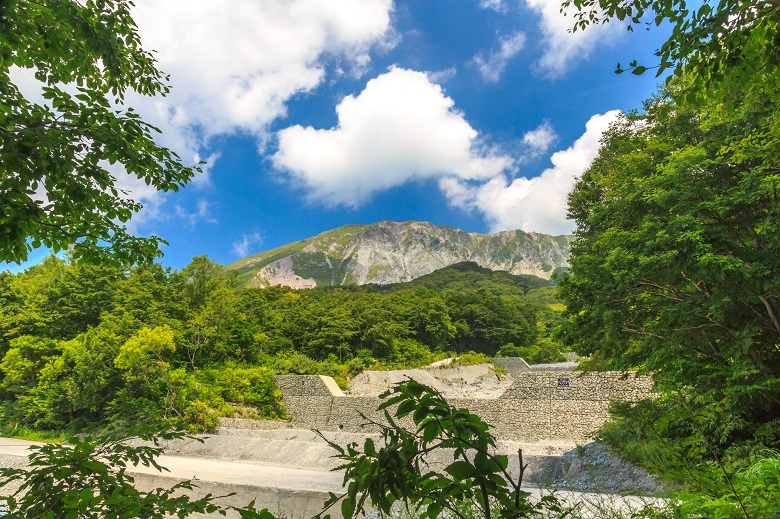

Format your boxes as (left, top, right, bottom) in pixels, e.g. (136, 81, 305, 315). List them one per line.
(8, 0, 669, 272)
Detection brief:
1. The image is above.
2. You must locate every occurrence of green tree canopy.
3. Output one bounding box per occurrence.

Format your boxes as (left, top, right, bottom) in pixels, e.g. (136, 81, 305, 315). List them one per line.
(1, 0, 197, 265)
(558, 80, 780, 441)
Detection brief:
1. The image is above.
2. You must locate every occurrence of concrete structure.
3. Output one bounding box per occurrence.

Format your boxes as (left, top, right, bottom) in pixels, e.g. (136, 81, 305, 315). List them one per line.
(276, 370, 653, 443)
(493, 357, 532, 376)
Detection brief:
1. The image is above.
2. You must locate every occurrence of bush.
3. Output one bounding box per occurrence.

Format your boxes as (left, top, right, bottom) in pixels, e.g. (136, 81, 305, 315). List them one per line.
(204, 364, 285, 419)
(183, 399, 220, 433)
(346, 351, 379, 376)
(0, 428, 222, 518)
(450, 351, 492, 366)
(673, 451, 780, 519)
(495, 343, 523, 358)
(393, 338, 435, 368)
(495, 341, 565, 364)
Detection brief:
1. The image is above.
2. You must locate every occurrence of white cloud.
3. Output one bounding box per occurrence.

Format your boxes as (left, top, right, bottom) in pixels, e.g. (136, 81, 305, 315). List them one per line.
(273, 67, 513, 207)
(426, 66, 458, 84)
(131, 0, 393, 142)
(525, 0, 622, 78)
(122, 0, 393, 227)
(175, 199, 218, 227)
(473, 32, 526, 83)
(10, 1, 395, 234)
(522, 120, 557, 156)
(232, 232, 264, 257)
(480, 0, 508, 12)
(441, 110, 620, 235)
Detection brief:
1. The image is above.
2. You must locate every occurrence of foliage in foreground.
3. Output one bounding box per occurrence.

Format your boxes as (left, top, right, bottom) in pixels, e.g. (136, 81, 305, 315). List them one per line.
(319, 379, 567, 519)
(559, 76, 780, 457)
(0, 426, 272, 519)
(1, 0, 199, 265)
(564, 0, 780, 109)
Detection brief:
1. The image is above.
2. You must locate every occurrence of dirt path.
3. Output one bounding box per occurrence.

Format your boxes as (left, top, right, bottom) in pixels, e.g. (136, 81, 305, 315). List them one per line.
(0, 436, 665, 519)
(0, 437, 343, 493)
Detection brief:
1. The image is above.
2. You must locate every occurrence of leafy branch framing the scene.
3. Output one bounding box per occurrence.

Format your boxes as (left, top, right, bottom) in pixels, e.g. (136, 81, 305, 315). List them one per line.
(0, 426, 224, 519)
(561, 0, 780, 104)
(0, 425, 279, 519)
(316, 379, 566, 519)
(0, 0, 199, 266)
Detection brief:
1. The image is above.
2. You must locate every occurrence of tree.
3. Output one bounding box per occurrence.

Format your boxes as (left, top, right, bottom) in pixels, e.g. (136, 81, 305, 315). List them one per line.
(0, 335, 61, 398)
(32, 318, 130, 429)
(185, 287, 239, 366)
(558, 81, 780, 445)
(182, 255, 231, 310)
(0, 0, 198, 265)
(114, 325, 176, 383)
(564, 0, 780, 104)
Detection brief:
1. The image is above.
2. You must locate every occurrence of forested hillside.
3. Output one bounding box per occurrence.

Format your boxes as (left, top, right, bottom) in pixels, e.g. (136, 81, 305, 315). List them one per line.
(0, 256, 565, 435)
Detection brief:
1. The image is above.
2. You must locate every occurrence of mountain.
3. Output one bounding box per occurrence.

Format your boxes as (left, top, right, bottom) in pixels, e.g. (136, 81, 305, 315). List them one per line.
(226, 220, 572, 288)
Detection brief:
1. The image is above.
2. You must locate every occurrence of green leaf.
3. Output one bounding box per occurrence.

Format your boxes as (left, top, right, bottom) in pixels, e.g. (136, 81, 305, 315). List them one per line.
(444, 460, 475, 479)
(397, 399, 416, 417)
(341, 496, 355, 519)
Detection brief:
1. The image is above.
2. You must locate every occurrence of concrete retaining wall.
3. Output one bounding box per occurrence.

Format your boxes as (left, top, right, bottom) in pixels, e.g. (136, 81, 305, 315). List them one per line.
(276, 371, 653, 443)
(493, 357, 532, 376)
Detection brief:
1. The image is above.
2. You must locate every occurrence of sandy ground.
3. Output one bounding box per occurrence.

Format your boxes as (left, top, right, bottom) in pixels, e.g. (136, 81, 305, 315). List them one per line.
(0, 435, 665, 519)
(348, 363, 513, 399)
(0, 437, 344, 492)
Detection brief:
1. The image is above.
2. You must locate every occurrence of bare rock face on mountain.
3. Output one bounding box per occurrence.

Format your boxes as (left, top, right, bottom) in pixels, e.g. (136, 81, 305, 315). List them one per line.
(227, 220, 572, 288)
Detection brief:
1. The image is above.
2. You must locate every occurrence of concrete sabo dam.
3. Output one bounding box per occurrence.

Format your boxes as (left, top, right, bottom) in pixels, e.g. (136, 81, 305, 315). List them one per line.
(276, 368, 652, 443)
(0, 365, 655, 518)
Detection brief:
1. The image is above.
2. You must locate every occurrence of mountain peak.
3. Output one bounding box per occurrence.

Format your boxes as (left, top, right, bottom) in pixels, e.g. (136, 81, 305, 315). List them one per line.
(227, 221, 572, 288)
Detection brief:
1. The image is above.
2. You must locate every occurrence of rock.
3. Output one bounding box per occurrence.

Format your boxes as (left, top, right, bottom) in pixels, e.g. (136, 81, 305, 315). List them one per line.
(533, 442, 663, 494)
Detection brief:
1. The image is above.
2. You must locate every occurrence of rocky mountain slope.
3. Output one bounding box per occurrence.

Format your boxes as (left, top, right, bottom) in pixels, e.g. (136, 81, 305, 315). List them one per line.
(227, 220, 572, 288)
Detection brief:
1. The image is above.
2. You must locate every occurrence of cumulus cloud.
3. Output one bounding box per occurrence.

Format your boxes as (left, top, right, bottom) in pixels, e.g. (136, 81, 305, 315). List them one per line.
(522, 120, 557, 156)
(272, 67, 513, 207)
(131, 0, 393, 141)
(524, 0, 622, 78)
(11, 1, 396, 233)
(232, 232, 264, 257)
(126, 0, 393, 226)
(473, 32, 527, 83)
(441, 110, 620, 235)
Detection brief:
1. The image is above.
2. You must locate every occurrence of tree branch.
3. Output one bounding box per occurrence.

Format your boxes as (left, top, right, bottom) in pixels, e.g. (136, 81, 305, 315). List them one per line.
(759, 294, 780, 336)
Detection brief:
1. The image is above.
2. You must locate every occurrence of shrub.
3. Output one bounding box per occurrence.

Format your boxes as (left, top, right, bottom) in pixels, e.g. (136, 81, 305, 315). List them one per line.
(450, 351, 492, 366)
(183, 399, 220, 433)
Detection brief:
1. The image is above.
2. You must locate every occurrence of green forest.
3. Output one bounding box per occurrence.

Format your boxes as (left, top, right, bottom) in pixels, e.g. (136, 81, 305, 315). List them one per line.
(0, 257, 565, 435)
